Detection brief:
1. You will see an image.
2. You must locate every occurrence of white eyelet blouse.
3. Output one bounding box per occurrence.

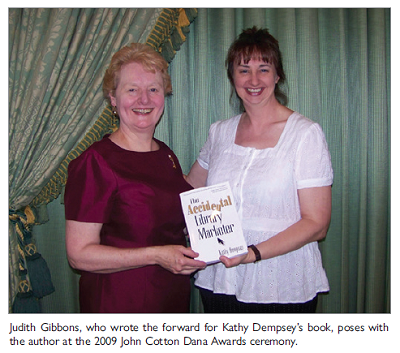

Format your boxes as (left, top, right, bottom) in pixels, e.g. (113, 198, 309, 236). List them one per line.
(194, 112, 334, 304)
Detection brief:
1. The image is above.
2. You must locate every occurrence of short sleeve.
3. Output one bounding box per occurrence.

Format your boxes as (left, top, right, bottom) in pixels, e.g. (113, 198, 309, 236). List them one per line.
(64, 149, 117, 223)
(295, 123, 333, 189)
(197, 123, 216, 170)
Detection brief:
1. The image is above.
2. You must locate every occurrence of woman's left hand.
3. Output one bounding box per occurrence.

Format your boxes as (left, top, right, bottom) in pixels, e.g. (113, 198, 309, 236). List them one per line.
(219, 250, 254, 268)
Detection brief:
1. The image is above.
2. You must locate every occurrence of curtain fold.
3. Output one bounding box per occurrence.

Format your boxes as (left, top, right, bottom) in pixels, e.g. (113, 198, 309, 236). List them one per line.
(8, 8, 197, 312)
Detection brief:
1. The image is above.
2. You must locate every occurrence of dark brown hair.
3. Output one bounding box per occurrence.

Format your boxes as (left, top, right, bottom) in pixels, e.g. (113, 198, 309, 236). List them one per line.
(226, 26, 288, 106)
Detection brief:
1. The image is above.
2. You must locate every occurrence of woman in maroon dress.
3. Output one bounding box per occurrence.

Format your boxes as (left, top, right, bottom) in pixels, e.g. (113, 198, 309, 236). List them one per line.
(64, 43, 206, 313)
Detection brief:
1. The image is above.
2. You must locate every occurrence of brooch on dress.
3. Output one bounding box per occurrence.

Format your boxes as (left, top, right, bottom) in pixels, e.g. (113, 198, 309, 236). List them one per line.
(168, 155, 177, 169)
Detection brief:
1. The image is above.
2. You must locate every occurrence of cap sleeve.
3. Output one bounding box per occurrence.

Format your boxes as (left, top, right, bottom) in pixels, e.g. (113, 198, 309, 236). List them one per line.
(64, 149, 117, 223)
(295, 123, 333, 189)
(197, 123, 217, 170)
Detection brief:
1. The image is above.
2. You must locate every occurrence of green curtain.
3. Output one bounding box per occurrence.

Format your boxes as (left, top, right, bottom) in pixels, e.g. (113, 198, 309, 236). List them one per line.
(10, 8, 166, 210)
(161, 8, 390, 313)
(32, 8, 390, 313)
(9, 8, 197, 312)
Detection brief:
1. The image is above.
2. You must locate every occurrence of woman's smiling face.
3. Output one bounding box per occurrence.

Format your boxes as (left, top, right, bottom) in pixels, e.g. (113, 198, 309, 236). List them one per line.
(233, 58, 280, 109)
(110, 62, 165, 133)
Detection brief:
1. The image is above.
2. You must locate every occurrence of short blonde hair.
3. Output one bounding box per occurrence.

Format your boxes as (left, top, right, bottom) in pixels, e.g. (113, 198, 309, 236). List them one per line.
(103, 43, 172, 103)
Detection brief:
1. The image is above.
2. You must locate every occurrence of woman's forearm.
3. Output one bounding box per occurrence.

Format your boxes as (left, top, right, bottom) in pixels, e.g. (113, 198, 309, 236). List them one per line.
(67, 242, 157, 273)
(66, 220, 206, 274)
(256, 217, 329, 261)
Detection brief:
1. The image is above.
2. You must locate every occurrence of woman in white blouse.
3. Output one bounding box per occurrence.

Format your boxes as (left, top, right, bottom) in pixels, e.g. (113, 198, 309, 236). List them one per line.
(186, 27, 333, 313)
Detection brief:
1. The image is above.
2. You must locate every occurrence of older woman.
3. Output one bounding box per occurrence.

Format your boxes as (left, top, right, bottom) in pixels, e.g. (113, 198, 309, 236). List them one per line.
(187, 27, 333, 313)
(64, 43, 206, 313)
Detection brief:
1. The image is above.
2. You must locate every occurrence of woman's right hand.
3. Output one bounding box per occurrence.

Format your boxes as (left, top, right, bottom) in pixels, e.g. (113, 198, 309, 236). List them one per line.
(153, 245, 207, 275)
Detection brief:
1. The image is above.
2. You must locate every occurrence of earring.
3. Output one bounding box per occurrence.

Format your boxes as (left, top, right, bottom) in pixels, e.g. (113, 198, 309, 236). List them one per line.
(112, 106, 118, 117)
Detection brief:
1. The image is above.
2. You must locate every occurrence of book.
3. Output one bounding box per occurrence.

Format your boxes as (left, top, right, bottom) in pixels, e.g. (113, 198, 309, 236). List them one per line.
(180, 181, 248, 264)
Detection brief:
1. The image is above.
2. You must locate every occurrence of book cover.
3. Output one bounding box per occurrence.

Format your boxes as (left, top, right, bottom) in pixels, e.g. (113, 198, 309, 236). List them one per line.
(180, 181, 248, 264)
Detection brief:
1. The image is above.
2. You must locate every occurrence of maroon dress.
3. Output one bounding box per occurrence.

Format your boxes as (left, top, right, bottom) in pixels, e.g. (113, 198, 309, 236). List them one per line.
(64, 135, 192, 313)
